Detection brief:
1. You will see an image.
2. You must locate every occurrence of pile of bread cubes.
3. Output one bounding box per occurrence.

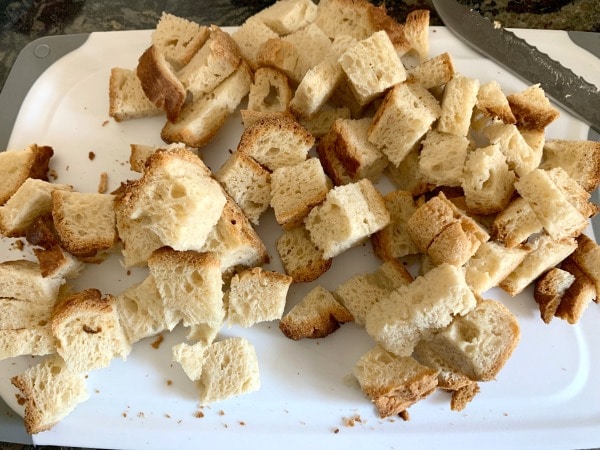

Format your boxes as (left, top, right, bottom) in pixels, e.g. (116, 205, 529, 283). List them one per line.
(1, 0, 600, 435)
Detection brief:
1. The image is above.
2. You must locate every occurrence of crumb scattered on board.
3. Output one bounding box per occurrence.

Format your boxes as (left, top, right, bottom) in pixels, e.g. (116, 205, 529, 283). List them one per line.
(98, 172, 108, 193)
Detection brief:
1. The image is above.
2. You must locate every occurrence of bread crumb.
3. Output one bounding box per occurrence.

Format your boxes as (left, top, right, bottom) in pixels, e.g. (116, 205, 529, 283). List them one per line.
(138, 412, 145, 418)
(165, 413, 171, 419)
(15, 394, 26, 406)
(333, 427, 340, 434)
(48, 169, 58, 180)
(166, 379, 173, 386)
(151, 334, 164, 349)
(102, 120, 109, 126)
(12, 240, 24, 251)
(89, 151, 96, 160)
(195, 411, 205, 418)
(218, 410, 225, 416)
(399, 410, 410, 421)
(122, 412, 127, 418)
(239, 421, 246, 426)
(98, 172, 108, 193)
(343, 414, 362, 427)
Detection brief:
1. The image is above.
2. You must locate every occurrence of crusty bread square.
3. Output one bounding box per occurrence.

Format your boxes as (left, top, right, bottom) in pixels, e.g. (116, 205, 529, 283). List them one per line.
(568, 234, 600, 298)
(231, 16, 279, 70)
(368, 82, 441, 167)
(0, 259, 63, 304)
(51, 289, 131, 372)
(475, 80, 516, 124)
(108, 67, 163, 122)
(281, 23, 332, 83)
(437, 74, 480, 137)
(33, 245, 83, 279)
(314, 0, 376, 40)
(226, 267, 292, 327)
(270, 157, 331, 230)
(338, 30, 406, 105)
(386, 147, 433, 196)
(11, 355, 89, 434)
(279, 285, 353, 339)
(534, 267, 575, 324)
(215, 150, 271, 225)
(407, 52, 454, 90)
(254, 0, 318, 35)
(304, 178, 390, 259)
(483, 122, 540, 177)
(540, 139, 600, 193)
(418, 130, 470, 188)
(507, 83, 560, 130)
(555, 258, 596, 323)
(275, 225, 332, 282)
(491, 197, 543, 248)
(354, 345, 438, 418)
(247, 67, 292, 114)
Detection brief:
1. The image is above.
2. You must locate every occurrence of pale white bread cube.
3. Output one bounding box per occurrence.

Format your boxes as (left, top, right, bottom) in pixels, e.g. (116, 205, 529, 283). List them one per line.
(108, 68, 163, 122)
(270, 157, 331, 230)
(231, 16, 279, 70)
(247, 67, 292, 114)
(275, 225, 332, 283)
(279, 285, 353, 340)
(161, 61, 252, 148)
(148, 248, 224, 328)
(368, 82, 441, 167)
(475, 80, 516, 124)
(237, 114, 314, 171)
(256, 37, 302, 82)
(314, 0, 376, 40)
(334, 260, 412, 326)
(215, 151, 271, 226)
(0, 298, 54, 359)
(298, 106, 351, 138)
(354, 345, 438, 418)
(365, 263, 477, 357)
(418, 299, 520, 382)
(118, 148, 226, 252)
(483, 122, 541, 177)
(0, 260, 63, 303)
(412, 340, 474, 392)
(51, 289, 131, 373)
(201, 195, 269, 276)
(437, 74, 480, 137)
(418, 130, 470, 187)
(540, 139, 600, 192)
(507, 83, 560, 130)
(282, 23, 332, 83)
(177, 25, 242, 99)
(371, 190, 421, 260)
(115, 274, 176, 345)
(304, 178, 390, 259)
(339, 30, 407, 105)
(500, 234, 577, 296)
(492, 197, 543, 248)
(0, 144, 54, 205)
(51, 191, 118, 260)
(151, 12, 209, 70)
(10, 355, 89, 434)
(514, 168, 590, 240)
(197, 337, 260, 405)
(172, 341, 209, 382)
(0, 178, 72, 238)
(464, 241, 530, 294)
(254, 0, 318, 35)
(462, 144, 516, 215)
(226, 267, 292, 327)
(407, 52, 454, 90)
(386, 147, 433, 196)
(402, 8, 431, 62)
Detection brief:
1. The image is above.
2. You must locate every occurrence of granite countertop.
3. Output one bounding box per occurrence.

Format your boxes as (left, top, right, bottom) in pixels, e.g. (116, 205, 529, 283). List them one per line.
(0, 1, 598, 449)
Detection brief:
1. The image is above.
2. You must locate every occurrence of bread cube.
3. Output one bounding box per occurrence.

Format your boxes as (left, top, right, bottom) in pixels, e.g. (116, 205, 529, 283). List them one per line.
(492, 197, 543, 248)
(0, 260, 63, 303)
(231, 16, 279, 70)
(298, 106, 351, 139)
(484, 122, 540, 177)
(386, 147, 433, 195)
(540, 139, 600, 192)
(418, 130, 469, 187)
(282, 23, 332, 82)
(406, 52, 454, 89)
(226, 267, 292, 327)
(304, 179, 390, 259)
(152, 12, 209, 70)
(437, 74, 480, 137)
(569, 234, 600, 298)
(339, 30, 407, 105)
(555, 258, 596, 323)
(247, 67, 292, 114)
(475, 80, 516, 124)
(462, 144, 516, 215)
(270, 158, 331, 230)
(534, 267, 576, 324)
(108, 67, 164, 122)
(368, 82, 441, 167)
(279, 285, 353, 339)
(314, 0, 376, 40)
(254, 0, 317, 35)
(215, 151, 271, 225)
(507, 83, 560, 130)
(276, 225, 332, 282)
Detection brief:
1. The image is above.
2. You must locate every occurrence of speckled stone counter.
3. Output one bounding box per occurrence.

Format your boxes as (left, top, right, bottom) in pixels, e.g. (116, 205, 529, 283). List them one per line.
(0, 1, 598, 449)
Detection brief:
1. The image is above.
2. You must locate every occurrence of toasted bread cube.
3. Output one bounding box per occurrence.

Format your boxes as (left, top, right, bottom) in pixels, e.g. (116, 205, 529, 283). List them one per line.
(279, 285, 353, 339)
(254, 0, 317, 35)
(231, 17, 279, 70)
(386, 147, 433, 196)
(271, 158, 330, 230)
(316, 127, 355, 186)
(0, 260, 63, 303)
(152, 12, 209, 70)
(354, 345, 438, 418)
(51, 289, 131, 372)
(407, 52, 454, 89)
(108, 68, 164, 122)
(197, 337, 260, 405)
(0, 179, 72, 238)
(437, 74, 479, 137)
(371, 190, 421, 260)
(149, 248, 224, 328)
(276, 225, 332, 282)
(129, 143, 199, 173)
(335, 260, 412, 326)
(462, 144, 516, 215)
(475, 80, 516, 124)
(298, 106, 351, 138)
(10, 355, 89, 434)
(247, 67, 292, 114)
(52, 191, 118, 259)
(339, 30, 406, 105)
(226, 267, 292, 327)
(555, 258, 596, 323)
(484, 122, 540, 177)
(569, 234, 600, 298)
(33, 245, 83, 279)
(507, 83, 560, 130)
(215, 151, 271, 225)
(281, 23, 332, 83)
(419, 130, 470, 187)
(403, 9, 431, 62)
(314, 0, 376, 40)
(540, 139, 600, 192)
(534, 267, 576, 324)
(368, 83, 441, 167)
(492, 197, 543, 248)
(304, 179, 390, 259)
(500, 234, 577, 296)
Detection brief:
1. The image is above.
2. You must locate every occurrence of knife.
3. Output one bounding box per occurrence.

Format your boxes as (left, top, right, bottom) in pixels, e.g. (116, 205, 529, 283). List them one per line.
(431, 0, 600, 134)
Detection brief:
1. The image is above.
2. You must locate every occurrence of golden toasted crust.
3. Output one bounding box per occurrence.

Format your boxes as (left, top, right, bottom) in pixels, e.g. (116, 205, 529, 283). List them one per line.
(450, 382, 480, 412)
(507, 84, 560, 130)
(369, 4, 411, 54)
(557, 258, 596, 323)
(136, 45, 187, 122)
(51, 288, 109, 326)
(25, 213, 61, 249)
(534, 267, 574, 323)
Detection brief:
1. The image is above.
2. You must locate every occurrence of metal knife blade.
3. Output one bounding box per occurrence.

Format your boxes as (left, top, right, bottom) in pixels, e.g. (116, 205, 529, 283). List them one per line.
(432, 0, 600, 133)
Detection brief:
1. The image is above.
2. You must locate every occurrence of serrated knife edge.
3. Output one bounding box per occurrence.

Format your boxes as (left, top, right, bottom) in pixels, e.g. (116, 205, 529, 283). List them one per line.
(432, 0, 600, 133)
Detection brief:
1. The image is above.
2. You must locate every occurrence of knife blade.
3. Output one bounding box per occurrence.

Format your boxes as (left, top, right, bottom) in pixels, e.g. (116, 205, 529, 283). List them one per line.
(432, 0, 600, 133)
